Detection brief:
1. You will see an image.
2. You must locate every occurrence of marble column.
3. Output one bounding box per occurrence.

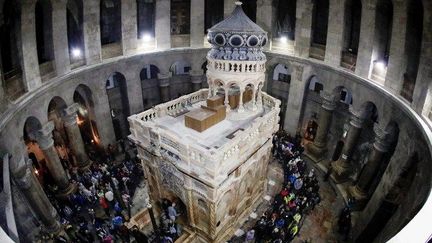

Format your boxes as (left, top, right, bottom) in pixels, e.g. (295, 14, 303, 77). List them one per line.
(52, 0, 70, 76)
(31, 122, 74, 195)
(331, 108, 364, 183)
(121, 0, 138, 55)
(83, 0, 102, 64)
(224, 87, 231, 113)
(355, 1, 377, 78)
(349, 125, 390, 209)
(305, 93, 336, 162)
(10, 156, 60, 233)
(238, 87, 245, 113)
(256, 0, 274, 51)
(384, 2, 407, 93)
(155, 0, 171, 49)
(63, 104, 92, 170)
(324, 0, 345, 66)
(190, 0, 205, 48)
(190, 70, 203, 92)
(20, 1, 41, 91)
(158, 72, 171, 102)
(294, 0, 313, 58)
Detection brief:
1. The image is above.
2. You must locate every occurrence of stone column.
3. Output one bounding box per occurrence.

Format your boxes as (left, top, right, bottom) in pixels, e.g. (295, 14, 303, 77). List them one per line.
(63, 104, 92, 170)
(158, 72, 171, 102)
(224, 0, 236, 18)
(349, 125, 389, 209)
(238, 87, 245, 113)
(294, 0, 313, 58)
(256, 0, 274, 50)
(355, 1, 376, 78)
(190, 0, 204, 48)
(190, 70, 203, 92)
(305, 93, 336, 162)
(122, 0, 138, 55)
(83, 0, 102, 64)
(324, 0, 344, 66)
(20, 1, 41, 91)
(251, 87, 257, 111)
(52, 0, 70, 76)
(31, 122, 74, 195)
(0, 70, 7, 112)
(224, 87, 231, 113)
(411, 2, 432, 114)
(331, 108, 364, 183)
(155, 0, 171, 49)
(384, 2, 407, 93)
(10, 156, 60, 233)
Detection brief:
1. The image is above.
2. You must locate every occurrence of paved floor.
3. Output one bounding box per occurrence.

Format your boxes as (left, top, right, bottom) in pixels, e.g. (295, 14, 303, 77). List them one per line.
(229, 156, 346, 243)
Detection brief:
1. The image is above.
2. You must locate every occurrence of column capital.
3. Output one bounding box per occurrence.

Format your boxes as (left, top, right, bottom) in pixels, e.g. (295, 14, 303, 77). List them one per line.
(373, 124, 390, 152)
(321, 92, 336, 111)
(10, 157, 33, 190)
(158, 72, 172, 87)
(31, 122, 55, 150)
(349, 107, 365, 128)
(63, 103, 80, 126)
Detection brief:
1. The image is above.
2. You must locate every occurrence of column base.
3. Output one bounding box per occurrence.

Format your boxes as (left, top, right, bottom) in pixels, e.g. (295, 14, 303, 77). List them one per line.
(347, 185, 369, 211)
(304, 143, 327, 163)
(56, 182, 77, 198)
(78, 159, 93, 172)
(43, 221, 61, 234)
(330, 160, 352, 184)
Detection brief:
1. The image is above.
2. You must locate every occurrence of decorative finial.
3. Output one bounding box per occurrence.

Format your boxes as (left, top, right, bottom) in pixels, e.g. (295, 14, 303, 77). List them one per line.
(235, 1, 243, 6)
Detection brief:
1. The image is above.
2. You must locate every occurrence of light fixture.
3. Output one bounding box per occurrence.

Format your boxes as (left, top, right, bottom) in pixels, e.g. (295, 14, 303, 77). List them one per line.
(141, 33, 152, 42)
(374, 60, 387, 71)
(71, 48, 82, 58)
(280, 36, 288, 44)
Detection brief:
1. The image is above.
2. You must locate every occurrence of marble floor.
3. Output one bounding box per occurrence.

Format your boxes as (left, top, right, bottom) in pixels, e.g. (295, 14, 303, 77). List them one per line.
(228, 157, 346, 243)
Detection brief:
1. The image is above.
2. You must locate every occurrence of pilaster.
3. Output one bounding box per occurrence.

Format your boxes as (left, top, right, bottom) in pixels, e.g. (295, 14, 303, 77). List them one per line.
(52, 0, 71, 76)
(294, 0, 313, 58)
(324, 0, 345, 66)
(155, 0, 171, 49)
(20, 1, 41, 91)
(190, 0, 205, 48)
(122, 0, 138, 55)
(355, 1, 376, 78)
(83, 0, 102, 64)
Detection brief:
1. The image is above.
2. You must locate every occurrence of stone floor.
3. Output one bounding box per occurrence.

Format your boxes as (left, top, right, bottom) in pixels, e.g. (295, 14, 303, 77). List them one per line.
(228, 156, 346, 243)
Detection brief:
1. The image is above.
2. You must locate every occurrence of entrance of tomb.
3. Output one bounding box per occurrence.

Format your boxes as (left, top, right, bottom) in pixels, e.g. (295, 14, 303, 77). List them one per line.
(158, 190, 189, 235)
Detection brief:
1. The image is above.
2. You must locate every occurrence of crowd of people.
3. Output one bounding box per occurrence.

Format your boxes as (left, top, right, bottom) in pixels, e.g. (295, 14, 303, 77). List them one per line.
(36, 141, 148, 243)
(239, 131, 322, 242)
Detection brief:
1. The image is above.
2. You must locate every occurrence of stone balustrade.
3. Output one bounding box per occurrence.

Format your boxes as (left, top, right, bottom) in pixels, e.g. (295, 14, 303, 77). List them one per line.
(207, 57, 266, 74)
(129, 90, 280, 186)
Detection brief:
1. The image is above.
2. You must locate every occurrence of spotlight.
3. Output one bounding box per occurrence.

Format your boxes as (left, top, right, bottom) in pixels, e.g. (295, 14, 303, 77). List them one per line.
(141, 33, 152, 42)
(375, 60, 386, 71)
(71, 48, 82, 58)
(280, 36, 288, 44)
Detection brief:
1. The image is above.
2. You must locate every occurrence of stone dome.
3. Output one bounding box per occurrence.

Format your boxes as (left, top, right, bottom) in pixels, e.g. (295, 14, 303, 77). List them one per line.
(207, 2, 267, 61)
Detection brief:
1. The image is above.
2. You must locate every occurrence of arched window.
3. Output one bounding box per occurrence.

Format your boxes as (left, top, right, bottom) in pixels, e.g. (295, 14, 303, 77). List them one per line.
(241, 0, 257, 22)
(137, 0, 155, 39)
(311, 0, 329, 46)
(204, 0, 224, 33)
(100, 0, 122, 45)
(67, 0, 84, 64)
(35, 0, 54, 65)
(273, 64, 291, 83)
(274, 0, 296, 40)
(171, 0, 190, 35)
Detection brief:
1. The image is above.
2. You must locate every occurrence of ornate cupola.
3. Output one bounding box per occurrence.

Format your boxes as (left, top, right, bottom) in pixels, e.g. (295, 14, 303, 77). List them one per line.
(207, 1, 268, 61)
(206, 1, 268, 113)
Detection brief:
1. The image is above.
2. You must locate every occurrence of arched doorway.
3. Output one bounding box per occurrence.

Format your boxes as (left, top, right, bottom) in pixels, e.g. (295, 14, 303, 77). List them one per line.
(106, 72, 130, 140)
(140, 64, 160, 108)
